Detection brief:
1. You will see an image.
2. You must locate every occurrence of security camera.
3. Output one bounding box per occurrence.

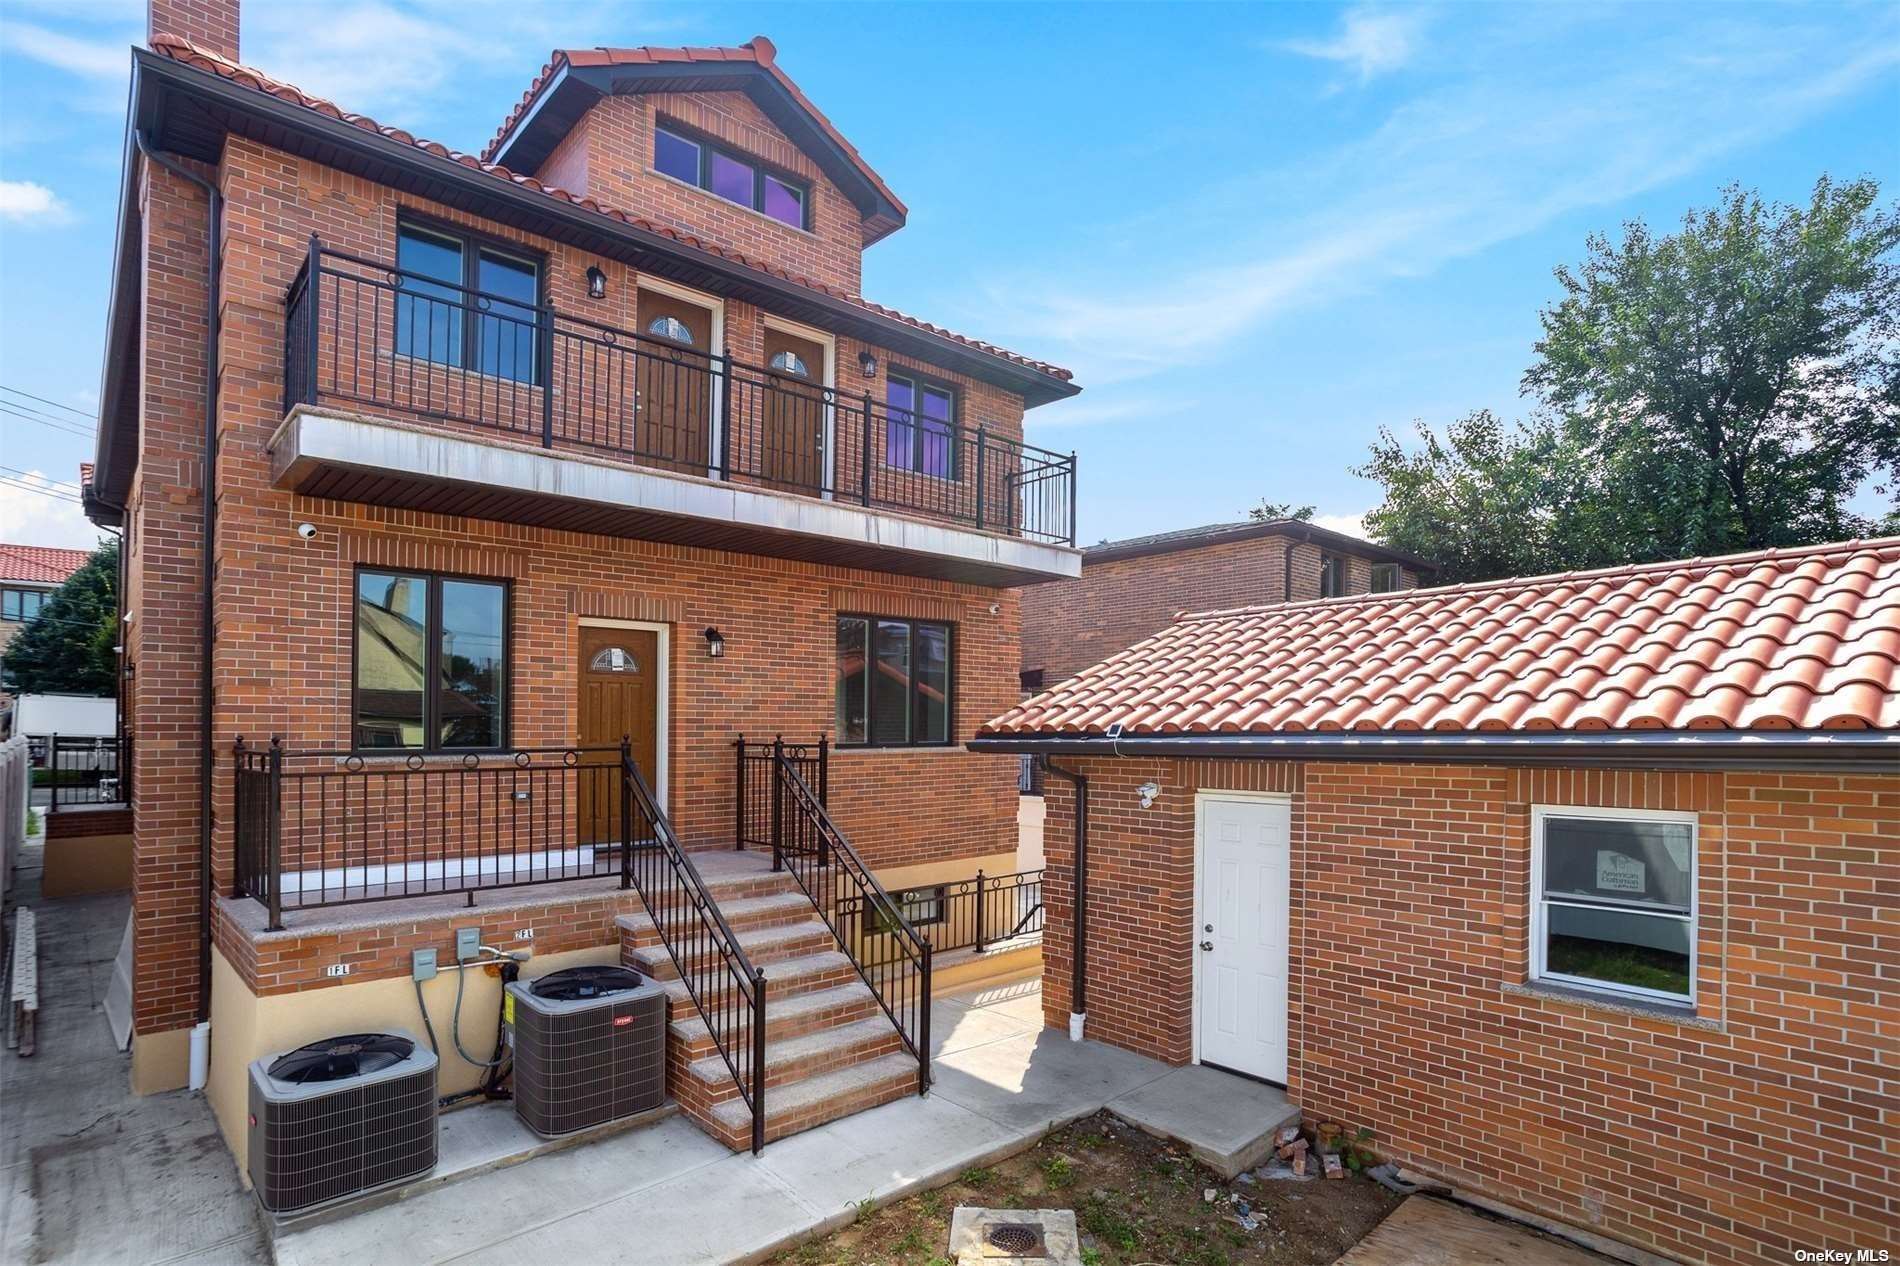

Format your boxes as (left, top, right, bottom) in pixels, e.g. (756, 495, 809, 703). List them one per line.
(295, 522, 317, 540)
(988, 602, 1001, 616)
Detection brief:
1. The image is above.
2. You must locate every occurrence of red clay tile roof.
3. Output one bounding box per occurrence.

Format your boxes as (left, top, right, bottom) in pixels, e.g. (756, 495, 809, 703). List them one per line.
(0, 544, 90, 585)
(983, 539, 1900, 737)
(146, 36, 1069, 383)
(484, 37, 908, 225)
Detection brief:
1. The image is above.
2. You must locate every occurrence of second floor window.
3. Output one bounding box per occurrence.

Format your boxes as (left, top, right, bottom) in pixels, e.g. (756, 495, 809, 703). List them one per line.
(395, 222, 541, 384)
(835, 615, 953, 747)
(884, 374, 957, 479)
(1370, 563, 1402, 593)
(355, 569, 509, 751)
(654, 125, 808, 230)
(1319, 553, 1345, 598)
(2, 589, 47, 622)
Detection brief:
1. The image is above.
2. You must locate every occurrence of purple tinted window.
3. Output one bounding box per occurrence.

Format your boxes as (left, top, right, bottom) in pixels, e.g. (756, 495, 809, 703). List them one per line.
(885, 377, 916, 470)
(709, 151, 754, 205)
(762, 174, 804, 227)
(655, 128, 699, 184)
(921, 388, 953, 478)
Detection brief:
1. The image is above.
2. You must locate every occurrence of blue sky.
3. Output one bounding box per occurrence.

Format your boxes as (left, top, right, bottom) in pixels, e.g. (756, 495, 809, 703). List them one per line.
(2, 1, 1896, 550)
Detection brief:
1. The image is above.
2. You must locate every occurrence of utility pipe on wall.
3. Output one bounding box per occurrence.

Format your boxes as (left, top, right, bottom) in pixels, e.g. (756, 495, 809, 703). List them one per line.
(1041, 756, 1088, 1041)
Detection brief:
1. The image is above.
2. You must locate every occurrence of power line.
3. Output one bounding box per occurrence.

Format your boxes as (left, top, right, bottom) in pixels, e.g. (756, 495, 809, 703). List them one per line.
(0, 465, 82, 493)
(0, 403, 96, 440)
(0, 385, 96, 420)
(0, 476, 82, 505)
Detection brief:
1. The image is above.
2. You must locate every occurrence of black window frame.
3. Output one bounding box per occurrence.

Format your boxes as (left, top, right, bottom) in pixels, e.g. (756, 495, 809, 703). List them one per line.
(1369, 563, 1402, 593)
(882, 370, 963, 480)
(350, 566, 512, 754)
(393, 215, 547, 385)
(863, 883, 947, 937)
(653, 121, 811, 232)
(2, 588, 47, 622)
(834, 613, 957, 749)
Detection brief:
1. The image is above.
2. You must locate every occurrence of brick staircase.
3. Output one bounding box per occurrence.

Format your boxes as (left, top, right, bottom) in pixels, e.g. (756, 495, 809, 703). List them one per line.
(617, 850, 920, 1150)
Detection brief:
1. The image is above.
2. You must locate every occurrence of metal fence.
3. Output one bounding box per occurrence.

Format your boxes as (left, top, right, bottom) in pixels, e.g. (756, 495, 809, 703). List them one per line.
(841, 866, 1045, 961)
(28, 734, 130, 809)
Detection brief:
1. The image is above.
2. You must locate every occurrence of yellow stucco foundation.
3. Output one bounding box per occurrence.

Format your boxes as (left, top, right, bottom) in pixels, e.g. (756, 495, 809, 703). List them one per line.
(206, 941, 617, 1178)
(130, 1025, 192, 1094)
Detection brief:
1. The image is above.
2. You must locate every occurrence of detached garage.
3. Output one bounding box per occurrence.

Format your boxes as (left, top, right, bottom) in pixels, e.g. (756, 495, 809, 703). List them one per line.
(972, 538, 1899, 1266)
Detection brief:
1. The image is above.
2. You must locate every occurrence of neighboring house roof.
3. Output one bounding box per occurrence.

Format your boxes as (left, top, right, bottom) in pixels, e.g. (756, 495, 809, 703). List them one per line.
(0, 544, 89, 586)
(1084, 518, 1433, 570)
(144, 37, 1057, 382)
(983, 539, 1900, 743)
(484, 37, 908, 246)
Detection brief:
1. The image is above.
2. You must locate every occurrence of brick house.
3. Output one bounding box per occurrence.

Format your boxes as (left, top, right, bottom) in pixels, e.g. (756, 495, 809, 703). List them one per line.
(86, 0, 1080, 1160)
(975, 539, 1899, 1265)
(1020, 519, 1431, 690)
(0, 543, 90, 678)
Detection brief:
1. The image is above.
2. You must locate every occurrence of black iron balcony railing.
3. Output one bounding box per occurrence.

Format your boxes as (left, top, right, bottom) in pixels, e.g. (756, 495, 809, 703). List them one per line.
(31, 733, 131, 809)
(283, 238, 1078, 546)
(840, 867, 1045, 962)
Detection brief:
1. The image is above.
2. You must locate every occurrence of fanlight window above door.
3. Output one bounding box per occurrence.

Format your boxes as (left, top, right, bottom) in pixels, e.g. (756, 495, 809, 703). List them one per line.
(647, 316, 694, 345)
(769, 350, 810, 377)
(589, 646, 641, 673)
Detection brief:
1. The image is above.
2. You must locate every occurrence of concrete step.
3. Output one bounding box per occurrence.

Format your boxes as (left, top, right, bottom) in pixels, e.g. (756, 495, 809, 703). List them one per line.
(669, 979, 881, 1056)
(624, 918, 836, 982)
(684, 1015, 904, 1093)
(616, 891, 816, 948)
(650, 950, 861, 1017)
(704, 1051, 919, 1148)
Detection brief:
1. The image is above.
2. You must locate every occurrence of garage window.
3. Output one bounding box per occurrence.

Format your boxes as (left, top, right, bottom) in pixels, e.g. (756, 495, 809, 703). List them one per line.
(1532, 807, 1695, 1005)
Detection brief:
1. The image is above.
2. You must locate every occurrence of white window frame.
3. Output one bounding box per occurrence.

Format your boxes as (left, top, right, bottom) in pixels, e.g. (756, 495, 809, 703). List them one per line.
(1530, 804, 1698, 1007)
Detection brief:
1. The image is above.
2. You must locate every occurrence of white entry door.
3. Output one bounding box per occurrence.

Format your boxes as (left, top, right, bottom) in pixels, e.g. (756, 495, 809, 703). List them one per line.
(1196, 795, 1291, 1083)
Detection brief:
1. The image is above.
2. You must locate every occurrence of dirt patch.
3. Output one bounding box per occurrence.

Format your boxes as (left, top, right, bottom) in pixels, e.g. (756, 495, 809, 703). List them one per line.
(769, 1110, 1404, 1266)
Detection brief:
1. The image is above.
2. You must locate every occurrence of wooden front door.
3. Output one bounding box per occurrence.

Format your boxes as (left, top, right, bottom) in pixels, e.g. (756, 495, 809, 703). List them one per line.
(760, 327, 827, 492)
(635, 290, 714, 474)
(577, 626, 660, 846)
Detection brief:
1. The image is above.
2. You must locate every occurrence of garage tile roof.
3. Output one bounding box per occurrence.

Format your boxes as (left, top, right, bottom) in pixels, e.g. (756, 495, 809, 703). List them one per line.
(146, 35, 1070, 383)
(0, 544, 89, 585)
(983, 538, 1900, 737)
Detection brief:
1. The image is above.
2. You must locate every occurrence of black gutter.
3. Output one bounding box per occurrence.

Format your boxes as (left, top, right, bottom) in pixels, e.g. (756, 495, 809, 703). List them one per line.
(972, 730, 1900, 773)
(134, 129, 221, 1026)
(1040, 757, 1088, 1023)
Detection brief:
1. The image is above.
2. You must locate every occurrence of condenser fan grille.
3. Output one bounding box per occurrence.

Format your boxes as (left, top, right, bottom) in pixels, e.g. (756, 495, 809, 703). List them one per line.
(268, 1033, 416, 1083)
(529, 965, 645, 1001)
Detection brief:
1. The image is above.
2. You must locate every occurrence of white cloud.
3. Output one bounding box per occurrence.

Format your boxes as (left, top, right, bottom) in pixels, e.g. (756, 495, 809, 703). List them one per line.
(1311, 511, 1369, 540)
(0, 473, 101, 550)
(0, 180, 69, 224)
(0, 21, 128, 77)
(1282, 7, 1427, 82)
(1026, 396, 1187, 430)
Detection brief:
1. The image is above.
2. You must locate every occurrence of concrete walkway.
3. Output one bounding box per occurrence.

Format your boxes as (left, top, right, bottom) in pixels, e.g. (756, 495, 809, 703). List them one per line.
(0, 844, 265, 1266)
(276, 980, 1218, 1266)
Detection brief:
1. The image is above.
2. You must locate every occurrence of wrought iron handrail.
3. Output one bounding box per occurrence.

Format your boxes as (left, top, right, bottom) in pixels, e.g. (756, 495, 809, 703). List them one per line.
(771, 749, 931, 1096)
(618, 743, 769, 1153)
(282, 237, 1078, 545)
(734, 735, 825, 851)
(838, 867, 1044, 961)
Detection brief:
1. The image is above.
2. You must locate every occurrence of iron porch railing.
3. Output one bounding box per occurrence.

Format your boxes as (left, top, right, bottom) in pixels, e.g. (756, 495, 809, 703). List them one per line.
(283, 239, 1078, 546)
(31, 733, 131, 809)
(734, 736, 826, 852)
(842, 867, 1045, 963)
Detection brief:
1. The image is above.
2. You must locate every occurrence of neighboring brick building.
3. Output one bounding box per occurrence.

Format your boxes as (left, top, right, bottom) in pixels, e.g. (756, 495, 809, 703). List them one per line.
(1020, 520, 1431, 688)
(87, 0, 1079, 1162)
(0, 543, 89, 670)
(977, 540, 1899, 1266)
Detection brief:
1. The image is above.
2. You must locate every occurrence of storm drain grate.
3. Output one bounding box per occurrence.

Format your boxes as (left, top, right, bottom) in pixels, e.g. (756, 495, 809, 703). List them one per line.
(985, 1223, 1044, 1255)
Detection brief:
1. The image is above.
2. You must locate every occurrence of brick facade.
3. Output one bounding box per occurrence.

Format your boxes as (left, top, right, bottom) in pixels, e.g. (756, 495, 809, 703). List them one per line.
(1022, 534, 1421, 685)
(117, 58, 1043, 1061)
(1036, 756, 1897, 1265)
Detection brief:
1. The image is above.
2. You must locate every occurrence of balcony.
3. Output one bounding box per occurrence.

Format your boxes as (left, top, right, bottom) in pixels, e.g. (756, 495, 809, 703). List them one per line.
(272, 242, 1080, 586)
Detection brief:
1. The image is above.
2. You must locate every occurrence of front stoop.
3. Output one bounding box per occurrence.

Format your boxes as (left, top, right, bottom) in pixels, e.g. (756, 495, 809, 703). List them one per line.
(617, 851, 920, 1150)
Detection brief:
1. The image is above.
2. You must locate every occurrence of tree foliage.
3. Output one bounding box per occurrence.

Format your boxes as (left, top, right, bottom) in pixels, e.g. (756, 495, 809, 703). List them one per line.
(1361, 177, 1900, 582)
(2, 539, 118, 697)
(1245, 500, 1316, 523)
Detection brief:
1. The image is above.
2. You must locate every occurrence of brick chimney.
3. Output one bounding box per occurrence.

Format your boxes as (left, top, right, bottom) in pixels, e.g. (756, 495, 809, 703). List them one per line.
(150, 0, 239, 60)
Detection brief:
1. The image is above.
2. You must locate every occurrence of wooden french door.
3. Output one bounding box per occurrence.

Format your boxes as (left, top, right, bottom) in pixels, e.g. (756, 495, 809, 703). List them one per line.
(576, 626, 659, 846)
(760, 327, 827, 493)
(635, 290, 714, 474)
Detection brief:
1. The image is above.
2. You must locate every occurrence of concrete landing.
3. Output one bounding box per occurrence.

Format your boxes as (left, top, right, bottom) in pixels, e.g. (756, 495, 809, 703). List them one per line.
(1105, 1063, 1301, 1178)
(1332, 1196, 1617, 1265)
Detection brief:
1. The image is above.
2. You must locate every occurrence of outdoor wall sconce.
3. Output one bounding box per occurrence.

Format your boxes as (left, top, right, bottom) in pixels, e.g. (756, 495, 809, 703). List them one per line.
(857, 351, 878, 378)
(1136, 781, 1161, 809)
(703, 626, 725, 658)
(586, 266, 608, 300)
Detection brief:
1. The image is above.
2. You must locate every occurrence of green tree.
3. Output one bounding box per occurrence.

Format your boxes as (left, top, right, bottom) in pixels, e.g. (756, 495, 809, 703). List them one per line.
(1360, 177, 1900, 581)
(2, 538, 118, 697)
(1244, 500, 1316, 523)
